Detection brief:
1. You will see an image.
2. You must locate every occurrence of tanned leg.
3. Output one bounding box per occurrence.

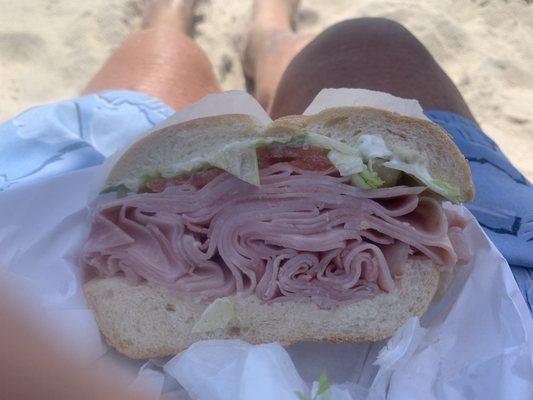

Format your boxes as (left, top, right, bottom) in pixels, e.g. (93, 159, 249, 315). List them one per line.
(242, 0, 314, 112)
(268, 17, 476, 122)
(83, 0, 220, 110)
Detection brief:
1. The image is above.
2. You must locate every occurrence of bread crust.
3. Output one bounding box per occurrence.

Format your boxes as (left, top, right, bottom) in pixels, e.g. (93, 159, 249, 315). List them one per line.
(106, 114, 267, 188)
(84, 259, 439, 359)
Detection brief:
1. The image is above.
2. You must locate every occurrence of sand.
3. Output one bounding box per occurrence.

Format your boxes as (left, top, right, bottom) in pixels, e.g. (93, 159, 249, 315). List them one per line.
(1, 0, 532, 179)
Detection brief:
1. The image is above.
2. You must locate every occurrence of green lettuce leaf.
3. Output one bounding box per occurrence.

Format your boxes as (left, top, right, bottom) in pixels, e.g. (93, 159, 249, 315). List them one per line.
(384, 159, 461, 202)
(139, 171, 162, 186)
(316, 371, 331, 396)
(211, 143, 260, 186)
(350, 169, 385, 189)
(368, 158, 401, 187)
(100, 183, 129, 195)
(327, 150, 365, 176)
(191, 297, 235, 334)
(431, 179, 461, 201)
(293, 371, 331, 400)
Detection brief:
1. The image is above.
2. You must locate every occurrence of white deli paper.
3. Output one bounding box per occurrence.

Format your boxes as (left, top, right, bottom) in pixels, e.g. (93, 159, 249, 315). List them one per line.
(0, 89, 532, 400)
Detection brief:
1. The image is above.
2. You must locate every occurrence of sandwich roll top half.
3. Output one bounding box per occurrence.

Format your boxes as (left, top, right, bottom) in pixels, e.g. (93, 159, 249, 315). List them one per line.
(81, 107, 474, 358)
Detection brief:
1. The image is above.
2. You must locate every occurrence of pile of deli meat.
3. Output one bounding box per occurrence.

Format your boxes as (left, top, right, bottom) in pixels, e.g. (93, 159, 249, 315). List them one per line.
(81, 146, 469, 309)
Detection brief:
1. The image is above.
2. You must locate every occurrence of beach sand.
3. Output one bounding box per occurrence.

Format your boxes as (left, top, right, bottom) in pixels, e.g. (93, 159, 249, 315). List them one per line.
(1, 0, 531, 179)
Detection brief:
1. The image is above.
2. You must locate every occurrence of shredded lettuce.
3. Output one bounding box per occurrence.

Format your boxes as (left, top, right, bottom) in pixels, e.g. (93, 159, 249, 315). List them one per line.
(100, 183, 129, 195)
(191, 297, 235, 334)
(279, 132, 307, 147)
(304, 132, 356, 154)
(384, 159, 461, 202)
(350, 169, 385, 189)
(139, 171, 162, 186)
(294, 371, 331, 400)
(327, 134, 461, 201)
(327, 150, 365, 176)
(159, 158, 211, 179)
(211, 142, 261, 186)
(431, 179, 461, 201)
(315, 371, 331, 397)
(368, 158, 401, 187)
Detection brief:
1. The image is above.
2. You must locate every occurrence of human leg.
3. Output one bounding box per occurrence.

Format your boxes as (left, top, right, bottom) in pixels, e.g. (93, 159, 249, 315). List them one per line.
(83, 0, 220, 110)
(269, 17, 476, 122)
(243, 0, 314, 111)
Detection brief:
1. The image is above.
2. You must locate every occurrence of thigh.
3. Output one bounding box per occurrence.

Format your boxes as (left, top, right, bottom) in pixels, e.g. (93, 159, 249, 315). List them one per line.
(270, 18, 476, 122)
(83, 28, 220, 110)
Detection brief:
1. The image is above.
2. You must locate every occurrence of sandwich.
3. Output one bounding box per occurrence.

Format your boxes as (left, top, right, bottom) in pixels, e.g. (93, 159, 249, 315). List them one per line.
(80, 107, 474, 359)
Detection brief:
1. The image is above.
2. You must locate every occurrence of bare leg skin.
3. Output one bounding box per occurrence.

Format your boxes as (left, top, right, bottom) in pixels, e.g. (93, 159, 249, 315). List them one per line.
(269, 18, 476, 122)
(243, 0, 314, 111)
(141, 0, 196, 34)
(83, 0, 220, 110)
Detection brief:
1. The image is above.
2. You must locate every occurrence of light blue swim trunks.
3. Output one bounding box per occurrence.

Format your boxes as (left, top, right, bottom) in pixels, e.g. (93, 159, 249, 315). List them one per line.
(1, 90, 531, 311)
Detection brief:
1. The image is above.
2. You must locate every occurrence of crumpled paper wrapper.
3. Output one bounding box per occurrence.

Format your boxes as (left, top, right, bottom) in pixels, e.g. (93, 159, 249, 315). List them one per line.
(1, 89, 532, 400)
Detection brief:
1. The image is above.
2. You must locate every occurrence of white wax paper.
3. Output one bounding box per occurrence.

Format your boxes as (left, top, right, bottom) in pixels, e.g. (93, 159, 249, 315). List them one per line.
(1, 89, 531, 400)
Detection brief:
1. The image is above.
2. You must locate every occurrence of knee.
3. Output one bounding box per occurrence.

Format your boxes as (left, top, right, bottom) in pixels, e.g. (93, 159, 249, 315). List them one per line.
(328, 17, 409, 35)
(317, 17, 430, 59)
(134, 28, 211, 65)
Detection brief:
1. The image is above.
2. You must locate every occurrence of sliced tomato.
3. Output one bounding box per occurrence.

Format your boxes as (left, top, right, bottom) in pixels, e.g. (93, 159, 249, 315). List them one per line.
(189, 168, 224, 187)
(257, 145, 332, 170)
(145, 168, 224, 192)
(145, 177, 186, 192)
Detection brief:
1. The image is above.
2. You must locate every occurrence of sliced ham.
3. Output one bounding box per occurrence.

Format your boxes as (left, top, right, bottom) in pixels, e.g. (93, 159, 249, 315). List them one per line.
(80, 163, 471, 308)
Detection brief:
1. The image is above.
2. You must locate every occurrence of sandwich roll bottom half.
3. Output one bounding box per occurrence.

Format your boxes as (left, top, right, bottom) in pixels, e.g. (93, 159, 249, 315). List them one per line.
(80, 107, 474, 359)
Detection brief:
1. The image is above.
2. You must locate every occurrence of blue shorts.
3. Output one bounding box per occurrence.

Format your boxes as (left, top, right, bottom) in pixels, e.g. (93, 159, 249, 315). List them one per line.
(1, 91, 532, 311)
